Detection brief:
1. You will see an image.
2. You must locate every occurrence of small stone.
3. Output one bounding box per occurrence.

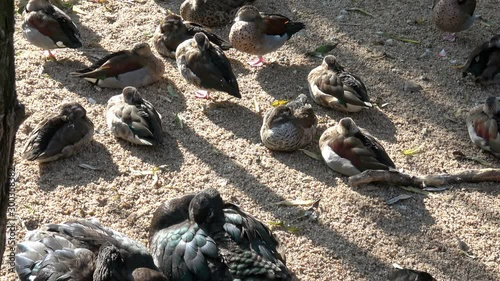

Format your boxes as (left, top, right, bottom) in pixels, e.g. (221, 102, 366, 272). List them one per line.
(385, 39, 395, 46)
(420, 75, 429, 81)
(88, 97, 97, 104)
(404, 81, 423, 92)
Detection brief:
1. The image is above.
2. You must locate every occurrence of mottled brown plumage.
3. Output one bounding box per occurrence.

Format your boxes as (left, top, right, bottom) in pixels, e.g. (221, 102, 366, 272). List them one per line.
(308, 55, 372, 112)
(153, 14, 231, 59)
(260, 94, 317, 152)
(463, 34, 500, 84)
(180, 0, 255, 27)
(432, 0, 478, 34)
(106, 86, 164, 146)
(319, 118, 395, 176)
(176, 32, 240, 99)
(466, 96, 500, 158)
(70, 43, 164, 88)
(22, 103, 94, 162)
(229, 5, 305, 66)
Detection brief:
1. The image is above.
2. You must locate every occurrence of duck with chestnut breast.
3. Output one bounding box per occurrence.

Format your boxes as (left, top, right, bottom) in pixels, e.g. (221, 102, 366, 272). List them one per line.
(149, 188, 295, 281)
(319, 117, 395, 176)
(176, 32, 240, 99)
(22, 0, 82, 59)
(229, 5, 305, 66)
(260, 94, 318, 152)
(466, 96, 500, 158)
(180, 0, 256, 28)
(15, 219, 167, 281)
(70, 43, 164, 89)
(153, 13, 232, 59)
(463, 34, 500, 84)
(22, 102, 94, 163)
(106, 86, 164, 146)
(432, 0, 479, 41)
(308, 55, 372, 112)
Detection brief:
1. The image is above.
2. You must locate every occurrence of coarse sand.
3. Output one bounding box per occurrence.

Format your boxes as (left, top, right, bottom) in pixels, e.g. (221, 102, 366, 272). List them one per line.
(1, 0, 499, 280)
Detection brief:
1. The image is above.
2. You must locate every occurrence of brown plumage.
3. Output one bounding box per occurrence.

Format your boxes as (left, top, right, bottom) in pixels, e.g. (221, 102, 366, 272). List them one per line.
(463, 34, 500, 84)
(432, 0, 478, 35)
(308, 55, 372, 112)
(70, 43, 164, 88)
(319, 118, 395, 176)
(260, 94, 317, 151)
(176, 32, 240, 99)
(466, 96, 500, 158)
(180, 0, 256, 27)
(153, 14, 231, 59)
(22, 103, 94, 162)
(229, 5, 305, 66)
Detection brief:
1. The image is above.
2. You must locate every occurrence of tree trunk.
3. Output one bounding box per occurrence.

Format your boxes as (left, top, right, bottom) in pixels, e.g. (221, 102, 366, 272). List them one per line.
(0, 0, 26, 270)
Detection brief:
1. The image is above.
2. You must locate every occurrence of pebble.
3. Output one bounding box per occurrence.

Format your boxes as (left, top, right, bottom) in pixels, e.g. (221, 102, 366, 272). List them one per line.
(403, 81, 423, 92)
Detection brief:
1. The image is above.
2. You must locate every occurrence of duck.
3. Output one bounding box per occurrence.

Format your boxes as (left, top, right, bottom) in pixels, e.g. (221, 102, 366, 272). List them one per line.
(149, 187, 294, 281)
(307, 55, 372, 112)
(466, 96, 500, 158)
(462, 34, 500, 84)
(389, 268, 436, 281)
(153, 14, 232, 59)
(22, 102, 94, 163)
(260, 94, 318, 151)
(22, 0, 82, 59)
(176, 32, 240, 99)
(70, 43, 164, 88)
(432, 0, 478, 41)
(106, 86, 164, 146)
(229, 5, 305, 66)
(15, 219, 167, 281)
(319, 117, 396, 176)
(180, 0, 256, 28)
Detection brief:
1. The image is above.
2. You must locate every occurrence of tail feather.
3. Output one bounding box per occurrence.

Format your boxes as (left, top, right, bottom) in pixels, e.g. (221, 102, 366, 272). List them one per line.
(285, 22, 305, 39)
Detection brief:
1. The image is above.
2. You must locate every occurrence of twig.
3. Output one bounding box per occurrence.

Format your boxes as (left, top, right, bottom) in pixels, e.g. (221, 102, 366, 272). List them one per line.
(348, 169, 500, 188)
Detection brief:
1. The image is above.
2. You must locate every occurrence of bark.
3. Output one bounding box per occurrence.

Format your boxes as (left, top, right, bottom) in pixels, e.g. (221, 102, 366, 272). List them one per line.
(0, 0, 26, 269)
(348, 169, 500, 188)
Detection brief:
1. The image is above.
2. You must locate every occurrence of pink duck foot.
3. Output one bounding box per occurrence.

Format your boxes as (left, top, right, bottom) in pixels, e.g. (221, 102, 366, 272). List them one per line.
(248, 57, 265, 67)
(442, 33, 457, 42)
(43, 50, 57, 60)
(195, 90, 210, 99)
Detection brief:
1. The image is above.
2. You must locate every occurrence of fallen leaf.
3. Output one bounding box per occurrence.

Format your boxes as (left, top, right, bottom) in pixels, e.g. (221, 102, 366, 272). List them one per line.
(273, 199, 318, 206)
(398, 186, 429, 195)
(78, 163, 100, 170)
(176, 113, 185, 129)
(452, 151, 492, 167)
(253, 97, 261, 114)
(305, 43, 338, 57)
(167, 85, 179, 98)
(401, 145, 425, 156)
(345, 7, 374, 17)
(386, 194, 413, 205)
(72, 5, 87, 15)
(300, 149, 322, 161)
(271, 100, 288, 107)
(267, 221, 301, 233)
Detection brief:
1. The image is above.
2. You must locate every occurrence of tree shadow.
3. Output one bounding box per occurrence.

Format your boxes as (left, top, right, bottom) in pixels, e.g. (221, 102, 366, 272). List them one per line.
(37, 141, 119, 191)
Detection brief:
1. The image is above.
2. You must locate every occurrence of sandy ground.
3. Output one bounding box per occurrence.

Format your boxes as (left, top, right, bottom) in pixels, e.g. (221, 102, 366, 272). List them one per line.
(1, 0, 500, 280)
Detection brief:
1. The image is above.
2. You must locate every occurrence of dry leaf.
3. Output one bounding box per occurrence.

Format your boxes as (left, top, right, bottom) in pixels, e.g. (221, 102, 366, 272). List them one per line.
(78, 163, 99, 170)
(167, 85, 179, 98)
(176, 113, 185, 129)
(300, 149, 322, 161)
(273, 199, 317, 206)
(386, 194, 413, 205)
(401, 145, 425, 156)
(271, 100, 288, 107)
(72, 5, 87, 15)
(253, 97, 261, 114)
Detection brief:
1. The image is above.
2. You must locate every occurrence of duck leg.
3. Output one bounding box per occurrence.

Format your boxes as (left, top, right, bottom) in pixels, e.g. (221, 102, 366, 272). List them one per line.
(43, 49, 57, 60)
(248, 56, 265, 67)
